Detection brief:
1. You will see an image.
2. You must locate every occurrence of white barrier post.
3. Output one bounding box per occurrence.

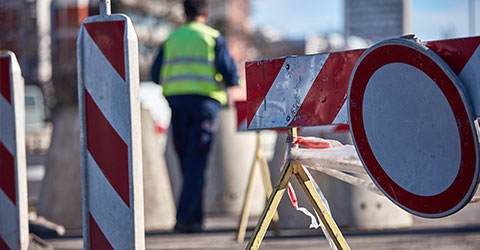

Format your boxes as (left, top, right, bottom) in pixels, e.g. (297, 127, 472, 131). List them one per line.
(0, 51, 29, 250)
(77, 0, 145, 248)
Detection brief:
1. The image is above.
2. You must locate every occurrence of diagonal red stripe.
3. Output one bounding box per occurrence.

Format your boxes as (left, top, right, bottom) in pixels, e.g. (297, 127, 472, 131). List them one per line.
(235, 101, 247, 129)
(246, 58, 285, 127)
(426, 36, 480, 75)
(84, 21, 126, 81)
(0, 235, 11, 250)
(85, 89, 130, 207)
(290, 49, 365, 126)
(0, 57, 12, 103)
(0, 141, 16, 205)
(89, 213, 114, 250)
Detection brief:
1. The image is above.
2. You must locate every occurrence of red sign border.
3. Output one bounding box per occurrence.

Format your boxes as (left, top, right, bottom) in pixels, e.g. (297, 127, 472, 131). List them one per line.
(349, 40, 479, 217)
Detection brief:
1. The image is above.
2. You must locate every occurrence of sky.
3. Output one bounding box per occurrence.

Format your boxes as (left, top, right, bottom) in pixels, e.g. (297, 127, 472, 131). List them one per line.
(250, 0, 480, 41)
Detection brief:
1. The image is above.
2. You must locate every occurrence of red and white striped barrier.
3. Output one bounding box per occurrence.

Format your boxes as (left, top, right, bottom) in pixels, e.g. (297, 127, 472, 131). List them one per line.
(246, 49, 365, 129)
(246, 36, 480, 130)
(426, 37, 480, 116)
(237, 100, 349, 136)
(77, 10, 145, 249)
(0, 51, 29, 250)
(246, 36, 480, 218)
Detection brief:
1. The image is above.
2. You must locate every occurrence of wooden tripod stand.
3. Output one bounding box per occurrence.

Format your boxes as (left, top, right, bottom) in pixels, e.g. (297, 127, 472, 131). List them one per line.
(236, 132, 279, 242)
(246, 128, 350, 250)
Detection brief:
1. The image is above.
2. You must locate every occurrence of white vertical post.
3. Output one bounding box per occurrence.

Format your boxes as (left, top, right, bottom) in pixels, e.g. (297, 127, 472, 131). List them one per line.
(99, 0, 111, 16)
(0, 51, 29, 250)
(77, 7, 144, 250)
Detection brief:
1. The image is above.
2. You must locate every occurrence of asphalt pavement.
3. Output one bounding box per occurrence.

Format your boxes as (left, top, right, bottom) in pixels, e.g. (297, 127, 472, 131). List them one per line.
(43, 204, 480, 250)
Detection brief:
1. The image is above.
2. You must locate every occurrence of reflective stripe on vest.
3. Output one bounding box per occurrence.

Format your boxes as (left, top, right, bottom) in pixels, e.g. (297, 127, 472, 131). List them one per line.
(163, 57, 214, 66)
(162, 75, 217, 84)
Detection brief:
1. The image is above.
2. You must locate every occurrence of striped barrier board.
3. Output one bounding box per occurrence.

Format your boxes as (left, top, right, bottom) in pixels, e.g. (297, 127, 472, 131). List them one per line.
(0, 51, 29, 250)
(246, 49, 365, 130)
(246, 36, 480, 218)
(426, 37, 480, 116)
(77, 13, 144, 249)
(246, 36, 480, 130)
(236, 100, 350, 134)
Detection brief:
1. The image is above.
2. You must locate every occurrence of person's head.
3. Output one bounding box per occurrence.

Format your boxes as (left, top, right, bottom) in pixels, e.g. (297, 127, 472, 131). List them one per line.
(183, 0, 209, 23)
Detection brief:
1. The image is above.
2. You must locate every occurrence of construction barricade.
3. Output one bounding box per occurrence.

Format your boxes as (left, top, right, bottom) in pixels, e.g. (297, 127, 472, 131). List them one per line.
(77, 1, 144, 249)
(244, 35, 480, 250)
(0, 51, 29, 250)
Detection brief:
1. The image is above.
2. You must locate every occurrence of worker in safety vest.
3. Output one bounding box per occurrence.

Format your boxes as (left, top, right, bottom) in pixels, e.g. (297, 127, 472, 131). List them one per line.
(151, 0, 239, 233)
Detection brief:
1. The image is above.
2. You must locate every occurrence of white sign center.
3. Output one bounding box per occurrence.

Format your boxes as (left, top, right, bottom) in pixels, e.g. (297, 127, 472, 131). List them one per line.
(362, 63, 461, 196)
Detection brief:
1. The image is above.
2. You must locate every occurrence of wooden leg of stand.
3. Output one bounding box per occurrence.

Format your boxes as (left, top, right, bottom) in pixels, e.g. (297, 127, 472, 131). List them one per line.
(258, 149, 279, 234)
(246, 161, 293, 250)
(236, 147, 260, 242)
(293, 163, 350, 250)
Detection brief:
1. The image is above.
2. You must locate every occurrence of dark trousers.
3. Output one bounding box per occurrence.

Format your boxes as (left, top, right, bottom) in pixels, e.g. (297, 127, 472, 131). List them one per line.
(166, 95, 221, 225)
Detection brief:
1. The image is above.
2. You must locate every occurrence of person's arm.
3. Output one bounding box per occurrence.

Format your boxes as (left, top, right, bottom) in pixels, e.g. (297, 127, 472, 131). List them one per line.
(214, 36, 239, 87)
(150, 46, 164, 84)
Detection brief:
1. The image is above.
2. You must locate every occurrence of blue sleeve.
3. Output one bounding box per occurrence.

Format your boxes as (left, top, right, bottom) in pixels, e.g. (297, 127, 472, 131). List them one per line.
(150, 46, 163, 84)
(214, 36, 239, 87)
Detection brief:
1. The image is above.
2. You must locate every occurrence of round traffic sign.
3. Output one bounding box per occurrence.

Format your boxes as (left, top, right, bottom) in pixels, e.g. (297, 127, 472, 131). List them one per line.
(348, 38, 480, 218)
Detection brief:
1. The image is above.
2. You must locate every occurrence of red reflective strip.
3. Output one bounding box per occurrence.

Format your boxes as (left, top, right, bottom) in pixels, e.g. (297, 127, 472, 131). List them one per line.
(290, 49, 365, 126)
(334, 124, 350, 132)
(0, 141, 15, 205)
(85, 89, 130, 207)
(246, 58, 285, 127)
(350, 45, 477, 215)
(89, 213, 114, 250)
(426, 36, 480, 75)
(84, 21, 126, 81)
(235, 100, 247, 129)
(0, 57, 11, 103)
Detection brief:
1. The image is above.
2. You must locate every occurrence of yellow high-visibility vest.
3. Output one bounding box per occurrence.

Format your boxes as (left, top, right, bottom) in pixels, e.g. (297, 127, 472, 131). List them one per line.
(161, 21, 227, 105)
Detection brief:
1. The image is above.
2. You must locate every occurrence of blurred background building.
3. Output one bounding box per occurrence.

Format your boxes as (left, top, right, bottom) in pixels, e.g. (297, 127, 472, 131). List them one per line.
(345, 0, 411, 43)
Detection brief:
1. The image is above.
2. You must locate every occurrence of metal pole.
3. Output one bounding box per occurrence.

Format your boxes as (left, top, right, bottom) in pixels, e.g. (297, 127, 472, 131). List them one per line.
(100, 0, 111, 16)
(469, 0, 476, 36)
(344, 0, 350, 46)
